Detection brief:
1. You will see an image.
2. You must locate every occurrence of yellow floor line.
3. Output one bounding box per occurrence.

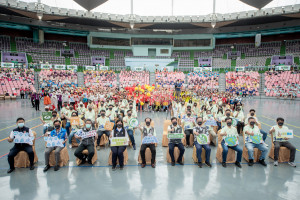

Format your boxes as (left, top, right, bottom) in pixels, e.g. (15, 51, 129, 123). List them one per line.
(261, 115, 300, 129)
(0, 117, 40, 132)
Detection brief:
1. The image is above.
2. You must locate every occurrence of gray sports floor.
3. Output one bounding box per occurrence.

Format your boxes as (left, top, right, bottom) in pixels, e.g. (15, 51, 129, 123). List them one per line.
(0, 98, 299, 200)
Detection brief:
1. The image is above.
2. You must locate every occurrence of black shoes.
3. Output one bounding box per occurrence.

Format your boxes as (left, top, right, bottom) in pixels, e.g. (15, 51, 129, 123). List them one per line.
(54, 165, 60, 171)
(87, 160, 93, 165)
(112, 166, 116, 171)
(171, 162, 175, 166)
(205, 161, 212, 168)
(133, 144, 136, 150)
(7, 168, 15, 174)
(235, 161, 242, 168)
(141, 164, 146, 168)
(198, 162, 202, 168)
(30, 165, 35, 170)
(120, 166, 124, 170)
(177, 161, 184, 165)
(248, 159, 254, 166)
(259, 159, 267, 166)
(222, 162, 227, 168)
(43, 165, 51, 172)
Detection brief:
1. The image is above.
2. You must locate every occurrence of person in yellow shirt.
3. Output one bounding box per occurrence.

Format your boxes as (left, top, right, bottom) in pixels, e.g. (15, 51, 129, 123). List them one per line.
(220, 118, 243, 168)
(96, 110, 110, 150)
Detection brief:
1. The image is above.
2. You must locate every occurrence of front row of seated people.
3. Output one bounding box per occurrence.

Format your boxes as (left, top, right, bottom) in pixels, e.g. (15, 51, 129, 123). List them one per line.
(7, 114, 297, 173)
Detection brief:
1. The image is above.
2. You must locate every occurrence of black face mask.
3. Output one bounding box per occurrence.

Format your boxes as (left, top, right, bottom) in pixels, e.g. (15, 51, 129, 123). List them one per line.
(52, 114, 57, 117)
(117, 124, 122, 128)
(146, 122, 151, 126)
(278, 122, 284, 126)
(227, 122, 232, 126)
(226, 113, 230, 117)
(89, 108, 92, 111)
(101, 113, 105, 117)
(250, 122, 255, 126)
(187, 114, 191, 117)
(101, 104, 104, 106)
(250, 113, 254, 116)
(55, 125, 60, 129)
(109, 108, 112, 110)
(181, 103, 185, 105)
(198, 122, 202, 126)
(194, 104, 197, 107)
(80, 105, 83, 107)
(128, 114, 132, 117)
(129, 107, 133, 109)
(172, 122, 177, 126)
(237, 108, 241, 111)
(70, 108, 73, 110)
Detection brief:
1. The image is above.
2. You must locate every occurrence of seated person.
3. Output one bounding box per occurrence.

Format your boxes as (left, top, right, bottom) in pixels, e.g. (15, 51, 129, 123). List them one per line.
(68, 111, 85, 148)
(96, 110, 110, 150)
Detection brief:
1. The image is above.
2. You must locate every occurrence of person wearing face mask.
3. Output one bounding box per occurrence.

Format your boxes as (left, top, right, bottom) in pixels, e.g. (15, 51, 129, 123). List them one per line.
(203, 110, 217, 146)
(43, 120, 67, 172)
(98, 101, 106, 113)
(85, 106, 96, 127)
(193, 117, 212, 168)
(244, 117, 268, 166)
(7, 118, 35, 173)
(221, 109, 232, 128)
(60, 102, 71, 134)
(244, 109, 268, 145)
(138, 118, 156, 168)
(96, 110, 110, 150)
(220, 118, 243, 168)
(77, 102, 86, 116)
(68, 112, 85, 148)
(178, 102, 186, 118)
(192, 103, 199, 118)
(123, 110, 136, 150)
(181, 111, 195, 147)
(106, 104, 116, 122)
(215, 108, 223, 131)
(126, 103, 137, 118)
(270, 117, 296, 167)
(233, 106, 245, 134)
(74, 119, 98, 165)
(40, 106, 53, 135)
(110, 119, 129, 170)
(168, 117, 185, 166)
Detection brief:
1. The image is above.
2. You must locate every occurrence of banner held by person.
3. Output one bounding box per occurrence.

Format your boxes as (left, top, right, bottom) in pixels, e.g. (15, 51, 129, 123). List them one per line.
(110, 137, 128, 146)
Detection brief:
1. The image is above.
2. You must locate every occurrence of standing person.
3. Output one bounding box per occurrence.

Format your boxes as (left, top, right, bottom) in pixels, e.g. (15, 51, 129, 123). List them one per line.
(34, 92, 40, 111)
(270, 117, 296, 167)
(168, 117, 185, 166)
(138, 118, 156, 168)
(20, 89, 25, 99)
(43, 120, 67, 172)
(7, 118, 35, 173)
(57, 92, 63, 112)
(110, 119, 129, 170)
(31, 93, 35, 108)
(174, 80, 182, 99)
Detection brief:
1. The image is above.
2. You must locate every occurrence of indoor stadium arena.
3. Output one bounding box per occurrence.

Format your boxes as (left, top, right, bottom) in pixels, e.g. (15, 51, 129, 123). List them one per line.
(0, 0, 300, 199)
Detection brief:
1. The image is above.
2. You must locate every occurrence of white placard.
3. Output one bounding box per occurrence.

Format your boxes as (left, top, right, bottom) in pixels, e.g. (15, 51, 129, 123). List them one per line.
(41, 64, 52, 69)
(1, 62, 14, 68)
(67, 65, 78, 70)
(85, 66, 95, 70)
(44, 136, 64, 147)
(13, 131, 34, 145)
(54, 65, 66, 70)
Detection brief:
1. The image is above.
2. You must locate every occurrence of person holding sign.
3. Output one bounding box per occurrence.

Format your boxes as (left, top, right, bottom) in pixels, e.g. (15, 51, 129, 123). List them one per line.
(7, 118, 35, 173)
(233, 106, 245, 134)
(244, 117, 268, 166)
(270, 117, 296, 167)
(138, 118, 157, 168)
(123, 110, 137, 150)
(74, 119, 98, 165)
(203, 110, 217, 146)
(193, 117, 212, 168)
(181, 110, 195, 147)
(68, 112, 85, 148)
(40, 107, 56, 134)
(110, 119, 129, 170)
(96, 110, 111, 150)
(60, 103, 71, 136)
(168, 117, 185, 166)
(106, 104, 117, 122)
(77, 102, 86, 116)
(220, 118, 243, 168)
(43, 120, 67, 172)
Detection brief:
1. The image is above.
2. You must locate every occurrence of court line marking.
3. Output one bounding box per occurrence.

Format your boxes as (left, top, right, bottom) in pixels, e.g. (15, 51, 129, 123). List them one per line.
(0, 117, 40, 132)
(0, 124, 43, 142)
(260, 115, 300, 129)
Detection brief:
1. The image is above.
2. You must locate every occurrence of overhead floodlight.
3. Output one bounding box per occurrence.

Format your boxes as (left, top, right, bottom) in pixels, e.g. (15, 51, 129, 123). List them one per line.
(211, 21, 216, 28)
(37, 12, 43, 20)
(130, 21, 134, 29)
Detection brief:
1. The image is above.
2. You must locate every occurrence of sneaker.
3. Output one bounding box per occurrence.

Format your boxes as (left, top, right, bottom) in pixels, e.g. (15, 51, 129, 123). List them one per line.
(171, 162, 175, 166)
(235, 161, 242, 168)
(54, 165, 60, 171)
(7, 168, 15, 174)
(274, 160, 278, 166)
(88, 160, 93, 165)
(205, 161, 212, 168)
(120, 166, 124, 170)
(177, 161, 184, 165)
(30, 165, 35, 170)
(248, 159, 254, 166)
(69, 144, 72, 149)
(198, 162, 202, 168)
(43, 165, 51, 172)
(222, 162, 226, 168)
(259, 159, 267, 166)
(288, 162, 296, 168)
(151, 164, 156, 168)
(97, 146, 100, 151)
(265, 143, 269, 147)
(133, 144, 136, 150)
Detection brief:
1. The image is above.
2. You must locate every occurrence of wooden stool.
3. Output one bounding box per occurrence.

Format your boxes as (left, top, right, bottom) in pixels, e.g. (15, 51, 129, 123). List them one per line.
(99, 134, 109, 146)
(5, 96, 10, 100)
(108, 148, 128, 165)
(14, 131, 38, 168)
(268, 133, 290, 162)
(216, 131, 236, 163)
(192, 146, 208, 163)
(49, 147, 69, 167)
(138, 145, 155, 164)
(162, 120, 172, 147)
(76, 145, 98, 165)
(166, 146, 185, 163)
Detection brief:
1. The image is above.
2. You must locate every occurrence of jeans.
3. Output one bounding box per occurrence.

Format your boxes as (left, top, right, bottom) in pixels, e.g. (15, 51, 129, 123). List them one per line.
(221, 140, 243, 163)
(245, 142, 268, 160)
(111, 146, 126, 167)
(274, 141, 296, 162)
(194, 142, 211, 163)
(74, 143, 95, 162)
(8, 144, 34, 169)
(43, 125, 48, 135)
(65, 122, 71, 136)
(45, 146, 64, 166)
(216, 121, 221, 131)
(140, 144, 156, 164)
(96, 130, 110, 146)
(260, 129, 268, 142)
(127, 129, 135, 146)
(184, 129, 193, 146)
(69, 130, 80, 144)
(168, 143, 185, 163)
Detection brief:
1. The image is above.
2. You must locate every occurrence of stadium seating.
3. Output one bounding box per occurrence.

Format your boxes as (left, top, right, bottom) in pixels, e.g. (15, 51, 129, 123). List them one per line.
(213, 58, 231, 68)
(0, 35, 10, 51)
(119, 71, 149, 87)
(187, 72, 219, 89)
(39, 70, 77, 89)
(264, 71, 300, 98)
(84, 71, 117, 87)
(286, 40, 300, 56)
(226, 72, 260, 95)
(236, 57, 268, 67)
(0, 68, 36, 96)
(155, 71, 185, 87)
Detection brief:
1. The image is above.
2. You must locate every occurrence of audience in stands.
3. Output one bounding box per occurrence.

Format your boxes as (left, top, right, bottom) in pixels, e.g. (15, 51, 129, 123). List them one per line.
(39, 70, 77, 89)
(156, 71, 185, 87)
(226, 72, 259, 96)
(187, 72, 219, 90)
(119, 71, 149, 87)
(84, 71, 117, 88)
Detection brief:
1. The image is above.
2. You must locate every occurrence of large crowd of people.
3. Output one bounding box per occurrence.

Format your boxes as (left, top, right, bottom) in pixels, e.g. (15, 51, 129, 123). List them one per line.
(39, 70, 78, 90)
(84, 71, 117, 88)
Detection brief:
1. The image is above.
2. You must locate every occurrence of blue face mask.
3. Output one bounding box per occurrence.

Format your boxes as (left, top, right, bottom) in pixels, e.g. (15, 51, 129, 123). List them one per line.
(86, 124, 91, 129)
(18, 123, 24, 128)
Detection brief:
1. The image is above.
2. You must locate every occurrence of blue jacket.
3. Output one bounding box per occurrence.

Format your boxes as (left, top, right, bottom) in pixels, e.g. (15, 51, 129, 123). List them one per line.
(50, 128, 67, 147)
